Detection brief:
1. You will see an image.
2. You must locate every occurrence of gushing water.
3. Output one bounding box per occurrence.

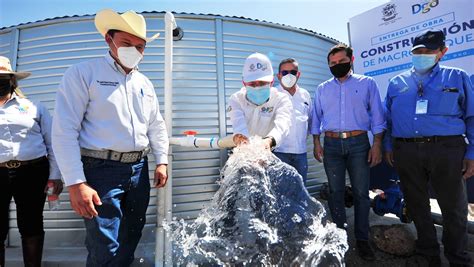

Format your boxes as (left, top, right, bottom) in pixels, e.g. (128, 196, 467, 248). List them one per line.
(167, 137, 348, 266)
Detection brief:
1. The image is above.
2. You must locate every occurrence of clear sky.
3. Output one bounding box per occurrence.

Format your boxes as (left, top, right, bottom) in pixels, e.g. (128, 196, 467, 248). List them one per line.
(0, 0, 390, 43)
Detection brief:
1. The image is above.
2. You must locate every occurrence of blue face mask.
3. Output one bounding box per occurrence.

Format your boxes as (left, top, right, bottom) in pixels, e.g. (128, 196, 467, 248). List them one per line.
(246, 85, 271, 105)
(412, 54, 437, 73)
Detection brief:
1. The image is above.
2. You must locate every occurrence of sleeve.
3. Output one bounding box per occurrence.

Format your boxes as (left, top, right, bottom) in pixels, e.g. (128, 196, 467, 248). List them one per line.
(306, 90, 313, 136)
(147, 85, 169, 165)
(267, 94, 292, 146)
(38, 103, 61, 180)
(368, 78, 386, 135)
(461, 71, 474, 159)
(383, 82, 394, 152)
(228, 93, 250, 137)
(310, 85, 323, 135)
(51, 65, 89, 186)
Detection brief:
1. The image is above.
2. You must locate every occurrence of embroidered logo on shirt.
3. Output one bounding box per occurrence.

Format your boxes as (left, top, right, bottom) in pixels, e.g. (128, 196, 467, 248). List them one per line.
(17, 104, 29, 114)
(97, 80, 119, 86)
(261, 106, 274, 113)
(399, 87, 409, 93)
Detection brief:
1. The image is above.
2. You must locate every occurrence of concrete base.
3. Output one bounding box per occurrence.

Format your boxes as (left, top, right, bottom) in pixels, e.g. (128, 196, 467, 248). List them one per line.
(5, 244, 156, 267)
(5, 200, 474, 266)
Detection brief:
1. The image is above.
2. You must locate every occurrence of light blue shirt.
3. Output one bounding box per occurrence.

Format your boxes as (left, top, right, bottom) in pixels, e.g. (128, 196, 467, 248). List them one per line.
(384, 64, 474, 159)
(311, 73, 386, 135)
(0, 93, 60, 179)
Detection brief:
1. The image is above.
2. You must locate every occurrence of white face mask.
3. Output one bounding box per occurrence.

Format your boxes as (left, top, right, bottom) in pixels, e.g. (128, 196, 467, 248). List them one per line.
(111, 39, 143, 69)
(280, 74, 297, 88)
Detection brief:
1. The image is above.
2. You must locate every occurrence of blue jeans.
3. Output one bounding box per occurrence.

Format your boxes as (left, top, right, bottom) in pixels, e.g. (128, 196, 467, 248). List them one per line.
(82, 156, 150, 267)
(323, 134, 370, 241)
(273, 152, 308, 184)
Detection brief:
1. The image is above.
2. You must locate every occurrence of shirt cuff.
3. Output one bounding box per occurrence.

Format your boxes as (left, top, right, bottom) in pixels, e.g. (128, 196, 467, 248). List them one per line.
(371, 125, 386, 135)
(465, 145, 474, 160)
(64, 176, 87, 187)
(310, 129, 321, 135)
(154, 153, 169, 165)
(48, 167, 62, 181)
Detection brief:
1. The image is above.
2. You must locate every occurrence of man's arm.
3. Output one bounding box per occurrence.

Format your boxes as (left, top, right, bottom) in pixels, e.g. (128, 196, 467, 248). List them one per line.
(311, 85, 324, 162)
(147, 84, 169, 188)
(52, 65, 89, 186)
(383, 81, 395, 167)
(228, 93, 250, 146)
(267, 94, 292, 147)
(461, 71, 474, 178)
(367, 78, 386, 167)
(52, 65, 101, 218)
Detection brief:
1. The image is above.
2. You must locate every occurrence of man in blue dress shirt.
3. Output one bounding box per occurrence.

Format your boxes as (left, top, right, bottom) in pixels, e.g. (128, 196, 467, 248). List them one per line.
(384, 30, 473, 266)
(311, 44, 386, 261)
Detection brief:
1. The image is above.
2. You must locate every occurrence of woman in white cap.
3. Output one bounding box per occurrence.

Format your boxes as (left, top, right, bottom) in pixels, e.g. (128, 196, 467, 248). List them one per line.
(0, 56, 62, 267)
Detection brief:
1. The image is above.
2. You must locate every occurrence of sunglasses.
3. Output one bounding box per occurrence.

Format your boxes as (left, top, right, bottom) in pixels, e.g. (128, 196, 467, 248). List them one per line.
(280, 70, 298, 76)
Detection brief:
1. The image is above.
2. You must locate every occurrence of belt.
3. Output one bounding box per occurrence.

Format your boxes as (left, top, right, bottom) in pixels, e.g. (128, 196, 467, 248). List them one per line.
(325, 130, 367, 139)
(0, 156, 47, 169)
(80, 148, 150, 163)
(395, 135, 462, 143)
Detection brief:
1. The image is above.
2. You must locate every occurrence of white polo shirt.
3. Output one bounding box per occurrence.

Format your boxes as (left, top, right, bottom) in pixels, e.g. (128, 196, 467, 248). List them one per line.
(52, 53, 169, 186)
(0, 93, 61, 179)
(228, 87, 292, 147)
(274, 85, 312, 154)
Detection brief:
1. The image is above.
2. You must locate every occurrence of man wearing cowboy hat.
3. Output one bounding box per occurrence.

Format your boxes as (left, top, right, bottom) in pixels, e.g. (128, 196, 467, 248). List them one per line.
(0, 56, 62, 266)
(52, 9, 168, 266)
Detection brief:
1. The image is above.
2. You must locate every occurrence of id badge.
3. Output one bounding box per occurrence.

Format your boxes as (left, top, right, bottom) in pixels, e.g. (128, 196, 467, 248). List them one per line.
(415, 99, 428, 114)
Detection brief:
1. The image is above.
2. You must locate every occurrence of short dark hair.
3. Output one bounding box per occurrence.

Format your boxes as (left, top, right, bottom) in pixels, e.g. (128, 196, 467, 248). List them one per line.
(278, 58, 299, 73)
(106, 29, 122, 38)
(327, 44, 353, 63)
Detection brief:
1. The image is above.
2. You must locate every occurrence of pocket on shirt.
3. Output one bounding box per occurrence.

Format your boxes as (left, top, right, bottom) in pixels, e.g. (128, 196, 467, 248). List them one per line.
(140, 93, 155, 116)
(429, 92, 459, 115)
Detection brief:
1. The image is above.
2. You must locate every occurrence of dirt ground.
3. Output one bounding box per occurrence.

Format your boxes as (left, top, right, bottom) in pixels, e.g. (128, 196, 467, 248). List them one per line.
(318, 200, 474, 267)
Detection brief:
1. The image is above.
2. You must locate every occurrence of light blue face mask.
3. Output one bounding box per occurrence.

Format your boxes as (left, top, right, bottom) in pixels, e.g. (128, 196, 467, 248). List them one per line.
(246, 85, 271, 105)
(412, 54, 437, 73)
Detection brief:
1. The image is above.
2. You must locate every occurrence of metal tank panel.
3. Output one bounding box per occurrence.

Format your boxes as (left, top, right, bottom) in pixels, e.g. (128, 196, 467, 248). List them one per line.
(0, 12, 336, 247)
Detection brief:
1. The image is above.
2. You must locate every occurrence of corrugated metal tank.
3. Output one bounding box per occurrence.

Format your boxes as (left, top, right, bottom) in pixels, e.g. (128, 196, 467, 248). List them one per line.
(0, 12, 337, 247)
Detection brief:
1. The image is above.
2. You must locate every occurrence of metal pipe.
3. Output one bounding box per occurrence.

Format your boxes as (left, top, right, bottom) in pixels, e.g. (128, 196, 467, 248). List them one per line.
(156, 11, 176, 267)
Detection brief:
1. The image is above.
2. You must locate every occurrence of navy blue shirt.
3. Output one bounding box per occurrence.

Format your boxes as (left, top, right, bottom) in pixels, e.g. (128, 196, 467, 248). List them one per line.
(384, 64, 474, 159)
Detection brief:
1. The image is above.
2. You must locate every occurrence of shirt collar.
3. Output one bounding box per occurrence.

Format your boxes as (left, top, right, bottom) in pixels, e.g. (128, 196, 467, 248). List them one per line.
(104, 51, 138, 75)
(2, 92, 20, 106)
(278, 84, 299, 96)
(332, 71, 353, 85)
(410, 63, 440, 77)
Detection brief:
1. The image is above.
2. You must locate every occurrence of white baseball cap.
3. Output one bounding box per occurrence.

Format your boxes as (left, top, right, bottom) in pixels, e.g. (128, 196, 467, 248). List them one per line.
(242, 53, 274, 83)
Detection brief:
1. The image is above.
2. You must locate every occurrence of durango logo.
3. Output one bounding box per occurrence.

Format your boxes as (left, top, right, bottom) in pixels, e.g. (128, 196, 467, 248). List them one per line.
(412, 0, 439, 15)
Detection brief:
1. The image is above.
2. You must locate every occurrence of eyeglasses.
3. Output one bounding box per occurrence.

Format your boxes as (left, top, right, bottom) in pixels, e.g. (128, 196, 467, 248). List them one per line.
(280, 70, 298, 76)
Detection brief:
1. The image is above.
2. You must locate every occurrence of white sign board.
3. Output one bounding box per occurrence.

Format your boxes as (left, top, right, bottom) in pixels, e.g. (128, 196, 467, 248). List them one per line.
(349, 0, 474, 96)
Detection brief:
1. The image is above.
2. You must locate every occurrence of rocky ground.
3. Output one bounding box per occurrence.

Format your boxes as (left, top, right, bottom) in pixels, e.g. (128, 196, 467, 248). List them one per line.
(320, 199, 474, 267)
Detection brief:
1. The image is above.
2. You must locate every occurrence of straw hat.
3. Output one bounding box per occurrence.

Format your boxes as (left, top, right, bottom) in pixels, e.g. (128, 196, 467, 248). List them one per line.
(94, 9, 160, 42)
(0, 56, 30, 80)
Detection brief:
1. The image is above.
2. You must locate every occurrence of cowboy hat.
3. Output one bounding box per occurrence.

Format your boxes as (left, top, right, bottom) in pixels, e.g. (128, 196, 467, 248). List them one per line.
(95, 9, 160, 42)
(0, 56, 30, 80)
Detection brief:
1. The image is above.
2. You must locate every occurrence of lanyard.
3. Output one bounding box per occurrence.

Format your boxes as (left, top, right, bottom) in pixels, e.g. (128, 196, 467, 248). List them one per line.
(412, 70, 438, 98)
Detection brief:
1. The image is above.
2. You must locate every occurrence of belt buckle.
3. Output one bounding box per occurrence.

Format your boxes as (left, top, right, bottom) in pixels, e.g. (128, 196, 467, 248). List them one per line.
(6, 161, 21, 169)
(339, 132, 348, 139)
(121, 152, 138, 163)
